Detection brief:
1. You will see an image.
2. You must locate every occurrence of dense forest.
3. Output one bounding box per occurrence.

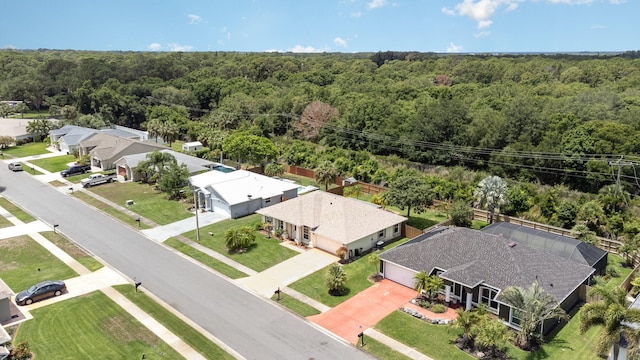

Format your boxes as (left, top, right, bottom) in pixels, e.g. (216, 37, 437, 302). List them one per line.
(3, 49, 640, 238)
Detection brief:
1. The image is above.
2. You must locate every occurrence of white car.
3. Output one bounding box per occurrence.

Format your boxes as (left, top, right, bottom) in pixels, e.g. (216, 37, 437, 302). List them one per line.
(8, 162, 23, 172)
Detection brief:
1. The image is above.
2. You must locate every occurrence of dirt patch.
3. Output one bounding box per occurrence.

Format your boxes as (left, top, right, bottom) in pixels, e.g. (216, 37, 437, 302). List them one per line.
(44, 233, 88, 259)
(0, 236, 32, 250)
(101, 314, 160, 345)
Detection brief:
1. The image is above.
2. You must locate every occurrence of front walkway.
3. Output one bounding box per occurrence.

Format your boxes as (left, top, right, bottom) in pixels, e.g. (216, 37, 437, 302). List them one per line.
(235, 249, 337, 297)
(308, 279, 418, 344)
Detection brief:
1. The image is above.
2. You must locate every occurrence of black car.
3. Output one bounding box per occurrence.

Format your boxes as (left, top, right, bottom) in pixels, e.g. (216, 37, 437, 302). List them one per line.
(15, 280, 66, 305)
(60, 164, 91, 177)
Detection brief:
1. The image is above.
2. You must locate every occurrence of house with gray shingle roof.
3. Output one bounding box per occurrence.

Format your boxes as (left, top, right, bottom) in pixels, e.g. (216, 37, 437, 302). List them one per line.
(257, 191, 407, 258)
(50, 124, 143, 154)
(77, 133, 166, 171)
(380, 226, 596, 334)
(114, 149, 216, 181)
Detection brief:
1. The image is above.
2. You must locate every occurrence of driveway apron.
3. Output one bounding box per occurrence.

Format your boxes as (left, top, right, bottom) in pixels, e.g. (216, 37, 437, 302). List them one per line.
(308, 279, 418, 343)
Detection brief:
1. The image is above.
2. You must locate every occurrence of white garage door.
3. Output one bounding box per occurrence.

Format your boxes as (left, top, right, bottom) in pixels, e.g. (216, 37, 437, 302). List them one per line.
(383, 262, 416, 288)
(211, 198, 230, 217)
(315, 236, 341, 255)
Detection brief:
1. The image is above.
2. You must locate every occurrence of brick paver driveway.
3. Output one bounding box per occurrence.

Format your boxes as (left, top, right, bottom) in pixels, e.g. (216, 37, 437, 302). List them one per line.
(308, 279, 418, 343)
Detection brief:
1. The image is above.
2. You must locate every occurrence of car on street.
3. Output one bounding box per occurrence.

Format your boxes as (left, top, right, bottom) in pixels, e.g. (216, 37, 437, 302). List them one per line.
(15, 280, 66, 305)
(8, 162, 23, 172)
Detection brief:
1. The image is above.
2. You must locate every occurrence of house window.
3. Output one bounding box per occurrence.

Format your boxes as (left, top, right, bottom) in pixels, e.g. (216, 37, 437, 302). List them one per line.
(479, 287, 499, 313)
(510, 309, 523, 328)
(394, 224, 399, 234)
(378, 229, 385, 239)
(265, 197, 271, 204)
(303, 226, 309, 240)
(277, 220, 284, 229)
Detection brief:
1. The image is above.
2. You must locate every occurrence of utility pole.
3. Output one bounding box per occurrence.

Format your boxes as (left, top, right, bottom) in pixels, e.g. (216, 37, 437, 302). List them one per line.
(609, 156, 634, 197)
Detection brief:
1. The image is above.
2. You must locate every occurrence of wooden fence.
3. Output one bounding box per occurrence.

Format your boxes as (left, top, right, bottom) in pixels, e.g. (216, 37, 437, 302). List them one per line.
(404, 224, 423, 239)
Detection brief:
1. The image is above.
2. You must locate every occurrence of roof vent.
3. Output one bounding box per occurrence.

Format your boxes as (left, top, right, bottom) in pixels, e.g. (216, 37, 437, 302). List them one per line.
(507, 241, 517, 248)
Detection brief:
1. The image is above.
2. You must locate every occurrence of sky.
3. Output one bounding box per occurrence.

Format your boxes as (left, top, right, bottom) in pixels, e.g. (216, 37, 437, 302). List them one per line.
(1, 0, 636, 53)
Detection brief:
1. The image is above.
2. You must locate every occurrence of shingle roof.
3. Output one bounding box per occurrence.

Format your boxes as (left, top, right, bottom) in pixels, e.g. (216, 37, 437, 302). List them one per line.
(117, 149, 214, 174)
(481, 222, 608, 268)
(257, 191, 407, 245)
(380, 227, 594, 304)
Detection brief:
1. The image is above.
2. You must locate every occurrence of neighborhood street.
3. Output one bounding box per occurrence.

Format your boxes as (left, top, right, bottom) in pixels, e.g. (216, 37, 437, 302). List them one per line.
(0, 167, 374, 360)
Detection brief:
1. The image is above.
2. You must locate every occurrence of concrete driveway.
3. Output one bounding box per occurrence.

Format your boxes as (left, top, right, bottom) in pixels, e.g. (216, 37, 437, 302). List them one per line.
(308, 279, 418, 343)
(236, 249, 337, 297)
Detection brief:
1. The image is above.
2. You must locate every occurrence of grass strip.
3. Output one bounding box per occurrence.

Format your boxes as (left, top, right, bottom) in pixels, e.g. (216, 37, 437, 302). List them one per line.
(270, 292, 321, 317)
(115, 284, 235, 360)
(0, 197, 36, 223)
(165, 238, 248, 279)
(28, 154, 76, 172)
(360, 337, 413, 360)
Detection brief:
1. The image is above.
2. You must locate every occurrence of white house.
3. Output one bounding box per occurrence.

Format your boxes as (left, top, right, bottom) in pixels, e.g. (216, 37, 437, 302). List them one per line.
(189, 169, 299, 218)
(182, 141, 203, 152)
(256, 191, 407, 257)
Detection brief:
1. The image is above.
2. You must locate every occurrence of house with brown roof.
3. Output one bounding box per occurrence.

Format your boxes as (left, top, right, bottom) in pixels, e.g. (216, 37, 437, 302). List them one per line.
(380, 226, 597, 334)
(77, 133, 166, 171)
(256, 191, 407, 257)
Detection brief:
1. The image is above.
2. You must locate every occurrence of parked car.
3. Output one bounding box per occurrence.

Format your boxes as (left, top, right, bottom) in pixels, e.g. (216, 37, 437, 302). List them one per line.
(81, 173, 117, 188)
(15, 280, 66, 306)
(8, 162, 23, 172)
(60, 164, 91, 177)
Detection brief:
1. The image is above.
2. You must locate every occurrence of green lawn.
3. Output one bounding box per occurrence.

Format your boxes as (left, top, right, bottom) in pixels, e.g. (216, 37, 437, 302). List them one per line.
(0, 235, 77, 291)
(88, 182, 193, 225)
(20, 162, 43, 175)
(376, 311, 474, 360)
(14, 291, 181, 360)
(605, 253, 633, 289)
(375, 305, 604, 360)
(0, 214, 13, 228)
(28, 154, 76, 172)
(72, 191, 152, 230)
(165, 238, 248, 279)
(115, 284, 234, 360)
(289, 251, 379, 307)
(40, 231, 104, 272)
(281, 173, 322, 188)
(1, 142, 49, 157)
(49, 179, 67, 187)
(390, 206, 449, 230)
(361, 337, 414, 360)
(270, 292, 321, 317)
(180, 214, 299, 272)
(0, 197, 36, 223)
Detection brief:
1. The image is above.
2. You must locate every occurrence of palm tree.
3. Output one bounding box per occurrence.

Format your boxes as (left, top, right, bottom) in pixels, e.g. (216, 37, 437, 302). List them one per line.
(264, 163, 285, 177)
(368, 253, 380, 275)
(450, 308, 480, 349)
(426, 275, 444, 301)
(474, 317, 513, 359)
(581, 285, 640, 359)
(473, 175, 508, 224)
(326, 263, 347, 296)
(371, 191, 388, 209)
(26, 118, 53, 142)
(315, 160, 338, 191)
(499, 281, 568, 350)
(413, 271, 429, 296)
(224, 226, 256, 253)
(144, 150, 177, 183)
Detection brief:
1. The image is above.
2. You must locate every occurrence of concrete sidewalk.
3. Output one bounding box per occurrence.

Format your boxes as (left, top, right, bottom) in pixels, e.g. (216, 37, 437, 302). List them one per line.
(142, 211, 230, 242)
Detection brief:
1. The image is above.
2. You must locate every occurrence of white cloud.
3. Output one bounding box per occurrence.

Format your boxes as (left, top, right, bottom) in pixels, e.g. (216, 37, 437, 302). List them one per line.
(148, 43, 162, 51)
(187, 14, 202, 24)
(443, 0, 523, 28)
(288, 45, 330, 53)
(591, 24, 606, 29)
(334, 37, 347, 48)
(474, 31, 492, 38)
(167, 43, 194, 51)
(3, 45, 16, 49)
(367, 0, 388, 10)
(447, 43, 464, 53)
(351, 11, 362, 17)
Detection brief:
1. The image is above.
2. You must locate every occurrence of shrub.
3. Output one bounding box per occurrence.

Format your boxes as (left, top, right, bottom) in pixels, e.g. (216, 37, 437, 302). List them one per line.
(274, 228, 284, 238)
(606, 265, 620, 278)
(418, 300, 431, 308)
(336, 246, 348, 259)
(431, 304, 447, 313)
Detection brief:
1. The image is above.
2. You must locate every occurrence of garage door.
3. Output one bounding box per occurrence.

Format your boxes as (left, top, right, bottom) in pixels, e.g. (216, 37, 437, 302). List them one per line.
(211, 198, 230, 217)
(315, 236, 341, 255)
(383, 262, 416, 288)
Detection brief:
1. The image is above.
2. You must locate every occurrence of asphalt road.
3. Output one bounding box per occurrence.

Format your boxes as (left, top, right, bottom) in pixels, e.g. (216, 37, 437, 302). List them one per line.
(0, 167, 374, 360)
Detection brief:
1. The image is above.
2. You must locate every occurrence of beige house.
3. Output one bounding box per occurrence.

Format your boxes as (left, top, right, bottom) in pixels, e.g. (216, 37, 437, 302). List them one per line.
(77, 133, 166, 171)
(257, 191, 407, 258)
